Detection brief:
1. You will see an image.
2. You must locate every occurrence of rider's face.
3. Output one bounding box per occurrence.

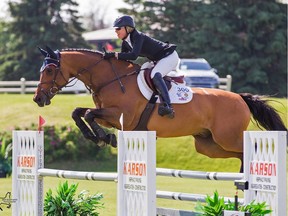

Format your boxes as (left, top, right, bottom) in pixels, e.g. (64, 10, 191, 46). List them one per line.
(115, 27, 127, 40)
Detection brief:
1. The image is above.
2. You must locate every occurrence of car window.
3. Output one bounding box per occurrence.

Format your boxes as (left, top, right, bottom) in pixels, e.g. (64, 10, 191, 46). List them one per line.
(180, 61, 211, 70)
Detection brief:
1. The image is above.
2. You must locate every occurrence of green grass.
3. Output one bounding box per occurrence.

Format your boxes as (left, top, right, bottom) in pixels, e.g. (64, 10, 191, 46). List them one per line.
(0, 94, 286, 132)
(0, 175, 243, 216)
(0, 94, 95, 131)
(0, 94, 287, 215)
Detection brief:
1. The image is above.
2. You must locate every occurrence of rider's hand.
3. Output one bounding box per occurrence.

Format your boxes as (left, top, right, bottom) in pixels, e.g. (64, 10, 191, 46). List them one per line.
(103, 52, 115, 60)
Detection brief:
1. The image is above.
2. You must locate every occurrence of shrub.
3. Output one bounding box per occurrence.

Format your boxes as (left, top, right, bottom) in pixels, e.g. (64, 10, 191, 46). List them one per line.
(0, 124, 115, 163)
(0, 136, 12, 176)
(195, 191, 272, 216)
(44, 181, 104, 216)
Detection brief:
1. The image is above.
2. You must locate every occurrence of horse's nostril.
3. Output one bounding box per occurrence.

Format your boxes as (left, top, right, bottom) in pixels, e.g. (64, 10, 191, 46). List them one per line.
(33, 95, 41, 104)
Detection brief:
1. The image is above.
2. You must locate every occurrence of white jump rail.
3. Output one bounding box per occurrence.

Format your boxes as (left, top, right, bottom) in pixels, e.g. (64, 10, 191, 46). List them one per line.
(38, 168, 244, 181)
(156, 168, 243, 181)
(38, 168, 117, 181)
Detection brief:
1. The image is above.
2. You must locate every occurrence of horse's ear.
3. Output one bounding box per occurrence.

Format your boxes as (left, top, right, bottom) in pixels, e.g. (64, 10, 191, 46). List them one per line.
(45, 45, 57, 59)
(38, 47, 48, 57)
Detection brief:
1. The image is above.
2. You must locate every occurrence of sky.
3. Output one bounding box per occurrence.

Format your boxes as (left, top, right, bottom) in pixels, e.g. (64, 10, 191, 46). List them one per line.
(76, 0, 128, 25)
(0, 0, 128, 25)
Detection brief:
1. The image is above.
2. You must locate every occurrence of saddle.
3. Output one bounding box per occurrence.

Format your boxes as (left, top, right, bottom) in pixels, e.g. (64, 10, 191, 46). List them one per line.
(143, 68, 185, 92)
(134, 63, 193, 131)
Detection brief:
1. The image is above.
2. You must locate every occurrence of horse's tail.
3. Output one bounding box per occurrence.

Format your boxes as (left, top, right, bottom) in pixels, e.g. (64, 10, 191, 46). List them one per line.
(239, 93, 287, 131)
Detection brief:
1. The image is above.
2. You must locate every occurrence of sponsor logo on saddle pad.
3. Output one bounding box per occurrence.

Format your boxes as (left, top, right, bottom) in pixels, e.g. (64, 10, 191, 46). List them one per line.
(137, 70, 193, 104)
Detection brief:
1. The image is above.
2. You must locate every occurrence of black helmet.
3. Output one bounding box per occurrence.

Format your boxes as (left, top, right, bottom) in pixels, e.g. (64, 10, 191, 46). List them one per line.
(113, 15, 135, 28)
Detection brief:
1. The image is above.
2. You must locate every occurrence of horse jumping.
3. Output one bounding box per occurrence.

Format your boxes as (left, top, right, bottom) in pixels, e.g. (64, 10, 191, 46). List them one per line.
(33, 47, 287, 171)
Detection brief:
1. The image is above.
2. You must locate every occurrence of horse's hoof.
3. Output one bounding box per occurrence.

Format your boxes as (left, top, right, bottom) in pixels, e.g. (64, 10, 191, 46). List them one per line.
(107, 134, 117, 148)
(97, 140, 107, 148)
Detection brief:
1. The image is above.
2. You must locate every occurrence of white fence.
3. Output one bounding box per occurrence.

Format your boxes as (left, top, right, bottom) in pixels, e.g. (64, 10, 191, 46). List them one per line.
(0, 78, 37, 94)
(0, 78, 88, 94)
(0, 75, 232, 94)
(219, 74, 232, 91)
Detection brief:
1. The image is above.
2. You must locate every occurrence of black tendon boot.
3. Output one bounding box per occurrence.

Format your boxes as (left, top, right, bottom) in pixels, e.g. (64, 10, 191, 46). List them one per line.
(152, 72, 175, 119)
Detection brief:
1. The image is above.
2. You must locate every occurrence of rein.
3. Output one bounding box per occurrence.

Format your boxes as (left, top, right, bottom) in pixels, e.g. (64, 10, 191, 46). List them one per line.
(68, 58, 104, 93)
(94, 59, 139, 94)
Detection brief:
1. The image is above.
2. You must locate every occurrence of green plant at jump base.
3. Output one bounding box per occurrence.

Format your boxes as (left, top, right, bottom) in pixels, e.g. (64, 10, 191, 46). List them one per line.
(44, 181, 104, 216)
(0, 136, 12, 177)
(195, 191, 272, 216)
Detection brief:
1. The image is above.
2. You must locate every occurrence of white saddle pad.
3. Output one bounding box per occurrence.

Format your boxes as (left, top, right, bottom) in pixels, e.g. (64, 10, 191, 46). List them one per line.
(137, 70, 193, 104)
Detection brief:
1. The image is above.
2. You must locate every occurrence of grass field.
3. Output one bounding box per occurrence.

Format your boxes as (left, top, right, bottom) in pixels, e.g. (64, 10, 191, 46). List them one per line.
(0, 94, 287, 132)
(0, 175, 243, 216)
(0, 94, 287, 215)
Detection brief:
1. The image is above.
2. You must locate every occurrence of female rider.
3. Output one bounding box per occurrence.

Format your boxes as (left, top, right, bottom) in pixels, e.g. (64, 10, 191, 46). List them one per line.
(103, 15, 179, 119)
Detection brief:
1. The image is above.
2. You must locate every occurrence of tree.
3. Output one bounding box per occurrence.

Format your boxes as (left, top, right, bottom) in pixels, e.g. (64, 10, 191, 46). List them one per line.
(0, 0, 90, 80)
(120, 0, 287, 97)
(80, 1, 110, 31)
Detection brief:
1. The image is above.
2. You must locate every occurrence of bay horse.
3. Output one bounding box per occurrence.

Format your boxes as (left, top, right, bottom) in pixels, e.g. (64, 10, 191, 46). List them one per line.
(33, 47, 287, 171)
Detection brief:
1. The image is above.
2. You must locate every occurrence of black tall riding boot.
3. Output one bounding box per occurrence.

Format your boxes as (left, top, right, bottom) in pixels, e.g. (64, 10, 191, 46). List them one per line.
(152, 72, 175, 119)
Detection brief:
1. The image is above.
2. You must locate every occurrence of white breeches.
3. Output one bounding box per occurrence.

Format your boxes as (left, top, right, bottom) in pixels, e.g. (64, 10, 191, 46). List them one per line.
(150, 51, 179, 78)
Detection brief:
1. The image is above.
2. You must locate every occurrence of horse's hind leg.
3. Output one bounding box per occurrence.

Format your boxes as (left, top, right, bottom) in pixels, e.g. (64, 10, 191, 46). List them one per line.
(194, 135, 244, 172)
(194, 135, 243, 159)
(72, 107, 106, 147)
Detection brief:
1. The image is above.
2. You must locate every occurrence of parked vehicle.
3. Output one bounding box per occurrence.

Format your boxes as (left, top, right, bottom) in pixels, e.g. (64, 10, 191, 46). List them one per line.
(176, 58, 220, 88)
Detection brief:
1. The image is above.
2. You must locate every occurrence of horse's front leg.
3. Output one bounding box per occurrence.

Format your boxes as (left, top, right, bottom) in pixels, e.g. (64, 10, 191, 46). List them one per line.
(84, 108, 117, 148)
(72, 107, 106, 147)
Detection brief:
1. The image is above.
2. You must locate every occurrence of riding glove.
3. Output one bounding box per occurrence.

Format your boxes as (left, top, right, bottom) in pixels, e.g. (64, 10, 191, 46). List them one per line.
(103, 52, 115, 59)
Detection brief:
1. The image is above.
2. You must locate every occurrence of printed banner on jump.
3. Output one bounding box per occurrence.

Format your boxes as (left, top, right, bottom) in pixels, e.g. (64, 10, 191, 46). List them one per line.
(16, 155, 36, 181)
(249, 160, 277, 192)
(122, 160, 147, 192)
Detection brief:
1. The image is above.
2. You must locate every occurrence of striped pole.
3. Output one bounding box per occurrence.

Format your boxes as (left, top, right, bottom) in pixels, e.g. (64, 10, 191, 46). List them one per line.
(156, 168, 244, 181)
(156, 190, 244, 204)
(38, 168, 243, 182)
(38, 168, 117, 181)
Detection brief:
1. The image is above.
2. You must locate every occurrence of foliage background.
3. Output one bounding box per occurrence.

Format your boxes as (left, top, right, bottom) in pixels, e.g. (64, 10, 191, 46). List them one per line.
(0, 0, 286, 96)
(0, 0, 91, 81)
(120, 0, 287, 96)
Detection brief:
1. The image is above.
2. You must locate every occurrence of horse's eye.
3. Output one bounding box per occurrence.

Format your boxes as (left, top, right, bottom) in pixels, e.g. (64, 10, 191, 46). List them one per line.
(46, 68, 53, 75)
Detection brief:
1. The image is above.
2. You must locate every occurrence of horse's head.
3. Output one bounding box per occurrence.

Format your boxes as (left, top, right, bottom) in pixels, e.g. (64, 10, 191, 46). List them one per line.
(33, 46, 70, 107)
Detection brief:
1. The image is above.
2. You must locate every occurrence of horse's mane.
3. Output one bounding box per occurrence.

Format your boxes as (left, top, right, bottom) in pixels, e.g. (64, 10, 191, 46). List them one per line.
(61, 48, 138, 66)
(61, 48, 103, 56)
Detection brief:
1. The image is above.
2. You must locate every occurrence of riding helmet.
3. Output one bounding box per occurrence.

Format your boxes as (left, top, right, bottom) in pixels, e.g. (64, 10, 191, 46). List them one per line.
(113, 15, 135, 28)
